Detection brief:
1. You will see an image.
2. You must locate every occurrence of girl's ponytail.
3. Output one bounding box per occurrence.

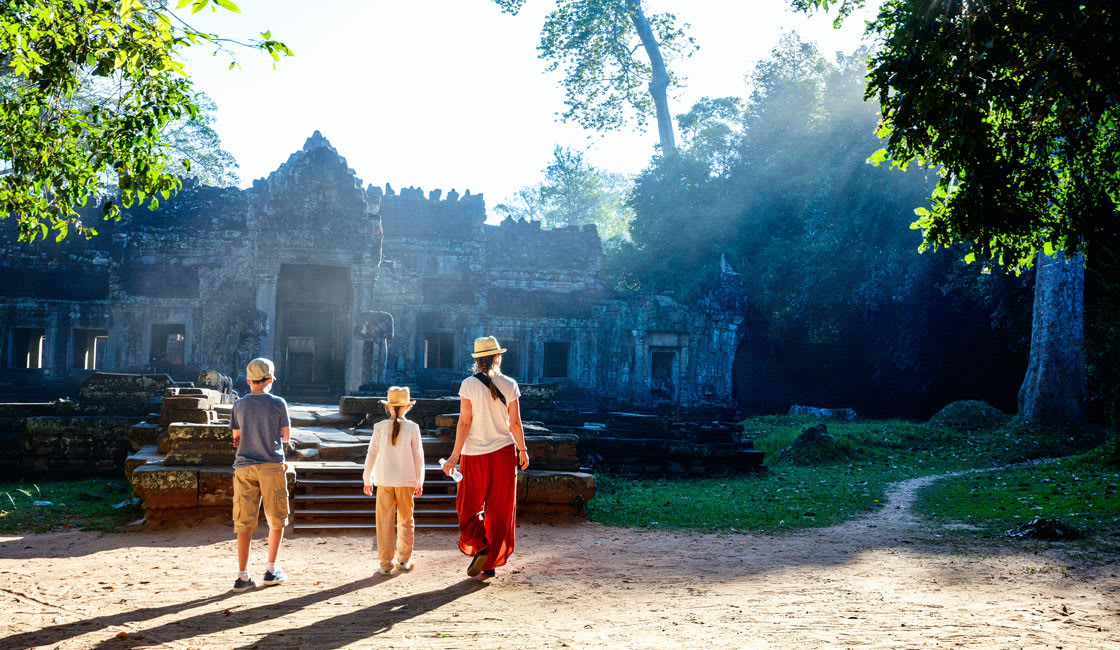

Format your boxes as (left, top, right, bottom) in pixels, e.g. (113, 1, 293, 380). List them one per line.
(385, 404, 402, 445)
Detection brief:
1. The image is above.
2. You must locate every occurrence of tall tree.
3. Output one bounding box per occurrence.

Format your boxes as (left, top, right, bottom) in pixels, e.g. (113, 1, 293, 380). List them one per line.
(495, 145, 634, 245)
(620, 36, 1034, 417)
(0, 0, 289, 242)
(493, 0, 694, 155)
(795, 1, 1120, 423)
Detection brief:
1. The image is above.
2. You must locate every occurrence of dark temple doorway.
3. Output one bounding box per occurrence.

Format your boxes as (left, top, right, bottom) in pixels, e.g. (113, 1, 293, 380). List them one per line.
(275, 263, 352, 404)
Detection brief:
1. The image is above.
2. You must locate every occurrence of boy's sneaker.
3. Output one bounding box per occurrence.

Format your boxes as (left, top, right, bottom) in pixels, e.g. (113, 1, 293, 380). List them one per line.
(262, 567, 286, 586)
(376, 566, 393, 576)
(466, 551, 488, 577)
(397, 560, 414, 571)
(233, 575, 257, 592)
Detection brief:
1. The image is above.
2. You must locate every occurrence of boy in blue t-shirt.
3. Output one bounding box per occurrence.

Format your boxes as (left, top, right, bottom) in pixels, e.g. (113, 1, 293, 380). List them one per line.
(229, 357, 291, 591)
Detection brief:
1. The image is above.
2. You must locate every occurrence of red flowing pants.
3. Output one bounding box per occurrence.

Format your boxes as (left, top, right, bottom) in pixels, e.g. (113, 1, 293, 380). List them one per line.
(456, 445, 517, 571)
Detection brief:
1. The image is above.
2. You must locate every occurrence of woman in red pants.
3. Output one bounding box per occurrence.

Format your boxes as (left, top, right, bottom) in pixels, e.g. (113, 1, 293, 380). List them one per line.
(441, 336, 530, 578)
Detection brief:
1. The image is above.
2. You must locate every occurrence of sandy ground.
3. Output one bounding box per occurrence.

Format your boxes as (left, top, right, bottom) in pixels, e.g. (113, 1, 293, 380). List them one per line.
(2, 474, 1119, 650)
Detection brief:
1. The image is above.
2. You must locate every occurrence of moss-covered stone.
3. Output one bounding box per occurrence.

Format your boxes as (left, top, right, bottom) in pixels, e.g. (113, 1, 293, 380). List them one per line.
(124, 445, 162, 479)
(168, 424, 232, 443)
(131, 465, 198, 509)
(525, 434, 581, 471)
(198, 467, 235, 506)
(777, 423, 844, 465)
(128, 423, 161, 451)
(929, 400, 1012, 432)
(517, 470, 595, 504)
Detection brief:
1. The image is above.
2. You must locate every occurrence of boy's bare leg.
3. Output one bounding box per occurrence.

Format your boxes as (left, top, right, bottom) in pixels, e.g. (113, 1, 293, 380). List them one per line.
(267, 527, 283, 564)
(237, 531, 252, 571)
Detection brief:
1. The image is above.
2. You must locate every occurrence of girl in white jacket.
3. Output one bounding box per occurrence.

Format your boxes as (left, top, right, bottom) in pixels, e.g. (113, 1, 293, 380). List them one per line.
(362, 386, 424, 575)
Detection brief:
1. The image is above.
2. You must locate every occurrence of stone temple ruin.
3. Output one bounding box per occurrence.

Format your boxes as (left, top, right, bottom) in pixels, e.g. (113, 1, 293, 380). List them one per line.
(0, 131, 746, 407)
(0, 132, 765, 527)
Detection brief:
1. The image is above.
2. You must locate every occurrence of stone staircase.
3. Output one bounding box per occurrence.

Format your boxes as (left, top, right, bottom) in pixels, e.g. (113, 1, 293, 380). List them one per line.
(290, 462, 459, 533)
(289, 433, 460, 533)
(127, 396, 596, 528)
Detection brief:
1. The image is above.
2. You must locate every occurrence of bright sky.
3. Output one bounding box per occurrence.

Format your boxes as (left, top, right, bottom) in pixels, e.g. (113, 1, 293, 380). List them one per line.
(177, 0, 878, 215)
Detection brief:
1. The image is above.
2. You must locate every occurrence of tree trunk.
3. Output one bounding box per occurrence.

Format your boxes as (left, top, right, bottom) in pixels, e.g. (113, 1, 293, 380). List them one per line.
(626, 0, 677, 156)
(1018, 248, 1087, 423)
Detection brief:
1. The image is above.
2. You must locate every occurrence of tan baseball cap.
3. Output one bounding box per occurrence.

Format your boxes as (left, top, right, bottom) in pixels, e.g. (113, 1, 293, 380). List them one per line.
(246, 358, 276, 382)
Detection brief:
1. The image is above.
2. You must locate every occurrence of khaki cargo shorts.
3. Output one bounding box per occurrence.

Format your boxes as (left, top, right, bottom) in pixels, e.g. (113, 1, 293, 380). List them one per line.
(232, 462, 289, 532)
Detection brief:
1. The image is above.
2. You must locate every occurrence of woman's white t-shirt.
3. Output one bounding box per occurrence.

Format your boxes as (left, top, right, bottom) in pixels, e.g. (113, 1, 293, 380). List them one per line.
(458, 373, 521, 456)
(362, 418, 425, 488)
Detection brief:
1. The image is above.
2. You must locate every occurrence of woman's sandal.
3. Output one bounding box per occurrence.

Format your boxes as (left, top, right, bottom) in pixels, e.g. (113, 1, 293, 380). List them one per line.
(467, 550, 488, 577)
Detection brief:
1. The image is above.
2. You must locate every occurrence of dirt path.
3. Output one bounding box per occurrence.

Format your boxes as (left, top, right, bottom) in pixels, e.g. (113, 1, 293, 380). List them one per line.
(2, 470, 1118, 649)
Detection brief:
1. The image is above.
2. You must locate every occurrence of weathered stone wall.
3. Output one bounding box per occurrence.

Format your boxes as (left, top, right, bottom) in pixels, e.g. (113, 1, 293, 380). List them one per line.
(1, 131, 745, 410)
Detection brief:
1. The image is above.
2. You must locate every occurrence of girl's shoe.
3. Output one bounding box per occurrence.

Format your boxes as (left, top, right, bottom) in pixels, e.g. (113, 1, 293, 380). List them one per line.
(481, 569, 496, 578)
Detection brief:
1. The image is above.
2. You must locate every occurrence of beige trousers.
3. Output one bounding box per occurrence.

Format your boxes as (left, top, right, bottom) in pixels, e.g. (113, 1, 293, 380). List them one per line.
(375, 486, 415, 570)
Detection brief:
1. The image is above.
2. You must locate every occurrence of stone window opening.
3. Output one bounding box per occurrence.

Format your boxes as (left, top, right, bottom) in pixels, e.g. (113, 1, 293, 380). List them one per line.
(500, 340, 521, 377)
(650, 347, 679, 401)
(72, 329, 109, 370)
(150, 323, 186, 366)
(9, 327, 46, 369)
(424, 332, 455, 370)
(543, 341, 570, 378)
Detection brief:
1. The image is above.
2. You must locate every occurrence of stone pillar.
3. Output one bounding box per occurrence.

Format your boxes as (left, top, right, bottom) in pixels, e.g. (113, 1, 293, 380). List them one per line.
(255, 273, 278, 360)
(348, 276, 375, 394)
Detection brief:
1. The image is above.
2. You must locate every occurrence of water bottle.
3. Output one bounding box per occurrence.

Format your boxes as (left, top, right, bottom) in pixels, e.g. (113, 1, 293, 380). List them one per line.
(438, 458, 463, 483)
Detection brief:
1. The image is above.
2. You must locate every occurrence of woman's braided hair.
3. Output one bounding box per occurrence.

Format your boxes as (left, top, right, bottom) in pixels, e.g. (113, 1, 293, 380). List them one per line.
(471, 354, 501, 402)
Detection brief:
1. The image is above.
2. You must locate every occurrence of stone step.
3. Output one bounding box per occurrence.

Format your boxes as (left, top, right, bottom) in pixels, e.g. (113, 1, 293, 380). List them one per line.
(293, 494, 453, 504)
(292, 522, 458, 533)
(295, 478, 458, 489)
(293, 508, 457, 519)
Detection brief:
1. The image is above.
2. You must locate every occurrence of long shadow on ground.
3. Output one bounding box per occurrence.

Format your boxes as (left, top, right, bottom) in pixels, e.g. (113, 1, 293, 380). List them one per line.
(227, 579, 489, 649)
(0, 576, 387, 650)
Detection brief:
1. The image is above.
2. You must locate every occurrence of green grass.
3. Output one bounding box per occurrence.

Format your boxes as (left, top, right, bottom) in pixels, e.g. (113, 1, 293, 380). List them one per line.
(913, 450, 1120, 537)
(0, 478, 142, 534)
(586, 415, 1110, 532)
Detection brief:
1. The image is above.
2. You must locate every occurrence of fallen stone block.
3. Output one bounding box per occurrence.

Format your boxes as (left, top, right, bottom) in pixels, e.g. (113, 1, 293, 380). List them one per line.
(338, 396, 381, 417)
(131, 465, 198, 509)
(524, 434, 580, 471)
(168, 424, 233, 443)
(128, 423, 161, 451)
(164, 448, 236, 467)
(159, 409, 214, 427)
(25, 416, 139, 438)
(311, 429, 360, 445)
(287, 428, 323, 449)
(517, 470, 595, 510)
(79, 373, 175, 415)
(124, 445, 163, 479)
(788, 404, 858, 421)
(198, 467, 236, 506)
(163, 395, 213, 411)
(317, 442, 368, 462)
(165, 386, 221, 403)
(290, 447, 321, 461)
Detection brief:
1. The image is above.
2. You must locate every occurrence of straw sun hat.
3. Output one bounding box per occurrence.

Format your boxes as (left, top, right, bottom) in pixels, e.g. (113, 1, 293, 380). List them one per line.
(471, 335, 507, 358)
(380, 386, 416, 406)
